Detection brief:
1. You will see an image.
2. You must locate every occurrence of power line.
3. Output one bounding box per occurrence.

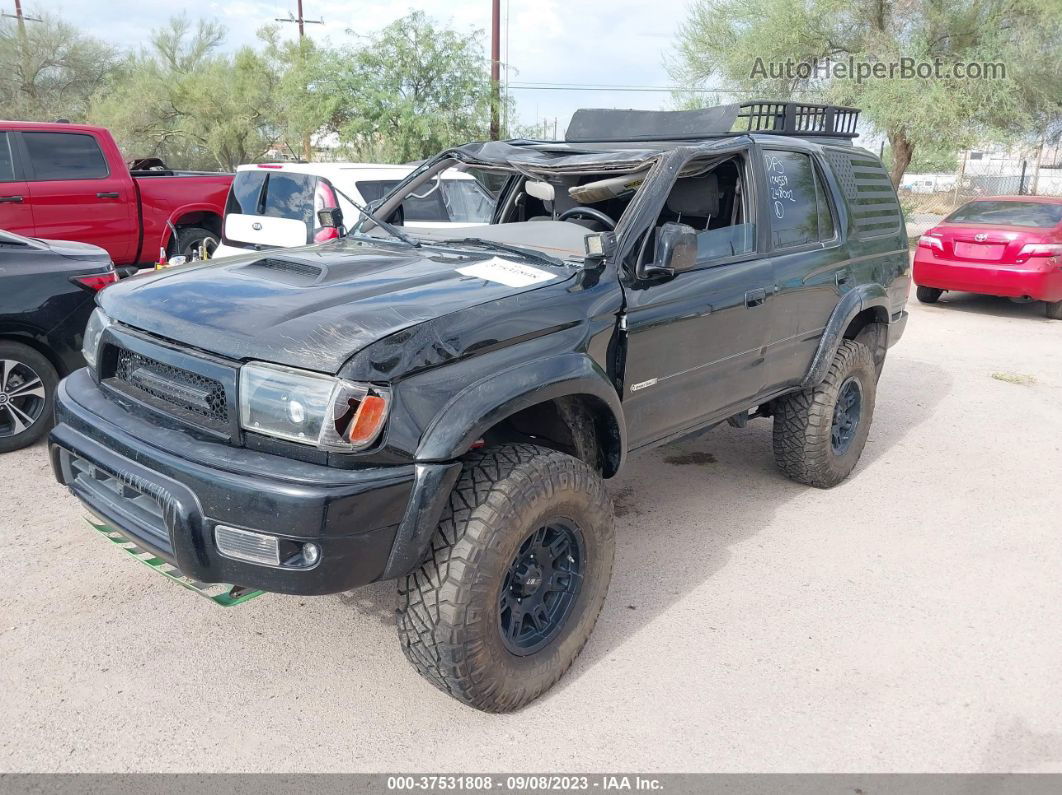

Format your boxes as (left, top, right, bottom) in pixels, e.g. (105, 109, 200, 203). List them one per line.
(507, 82, 756, 93)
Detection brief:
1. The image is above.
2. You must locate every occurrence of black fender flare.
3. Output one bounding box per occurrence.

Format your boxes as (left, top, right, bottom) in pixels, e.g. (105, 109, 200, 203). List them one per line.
(415, 352, 627, 472)
(801, 284, 891, 388)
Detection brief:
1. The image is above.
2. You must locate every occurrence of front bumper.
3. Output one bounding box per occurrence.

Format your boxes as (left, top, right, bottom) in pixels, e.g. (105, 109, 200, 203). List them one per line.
(913, 252, 1062, 303)
(50, 369, 459, 595)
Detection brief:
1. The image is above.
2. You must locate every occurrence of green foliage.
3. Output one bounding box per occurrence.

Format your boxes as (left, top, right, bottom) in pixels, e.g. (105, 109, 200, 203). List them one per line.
(0, 12, 117, 121)
(7, 9, 501, 169)
(669, 0, 1062, 184)
(333, 11, 494, 162)
(884, 144, 958, 174)
(259, 28, 346, 160)
(90, 16, 279, 170)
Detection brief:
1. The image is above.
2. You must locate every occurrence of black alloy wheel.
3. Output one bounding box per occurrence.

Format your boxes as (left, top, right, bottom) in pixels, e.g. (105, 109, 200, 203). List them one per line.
(499, 521, 585, 656)
(830, 376, 863, 456)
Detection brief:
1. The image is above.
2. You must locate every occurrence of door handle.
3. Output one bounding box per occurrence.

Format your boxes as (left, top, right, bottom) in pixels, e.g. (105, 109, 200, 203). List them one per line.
(745, 288, 767, 308)
(96, 192, 120, 199)
(835, 269, 850, 287)
(0, 195, 23, 203)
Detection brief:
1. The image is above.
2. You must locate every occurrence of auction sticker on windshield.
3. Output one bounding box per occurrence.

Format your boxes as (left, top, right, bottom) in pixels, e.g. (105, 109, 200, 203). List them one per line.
(456, 257, 558, 288)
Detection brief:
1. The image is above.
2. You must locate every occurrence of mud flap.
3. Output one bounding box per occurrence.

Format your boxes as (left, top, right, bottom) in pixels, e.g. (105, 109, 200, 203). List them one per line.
(87, 517, 265, 607)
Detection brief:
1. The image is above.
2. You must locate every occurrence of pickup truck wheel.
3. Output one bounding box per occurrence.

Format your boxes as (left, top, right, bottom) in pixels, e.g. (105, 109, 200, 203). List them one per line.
(169, 226, 219, 259)
(0, 341, 58, 454)
(396, 443, 615, 712)
(772, 339, 876, 489)
(1046, 300, 1062, 320)
(916, 286, 942, 304)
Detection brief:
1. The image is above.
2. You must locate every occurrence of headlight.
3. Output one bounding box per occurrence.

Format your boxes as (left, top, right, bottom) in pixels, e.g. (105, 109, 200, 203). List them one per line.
(238, 361, 389, 451)
(82, 307, 111, 369)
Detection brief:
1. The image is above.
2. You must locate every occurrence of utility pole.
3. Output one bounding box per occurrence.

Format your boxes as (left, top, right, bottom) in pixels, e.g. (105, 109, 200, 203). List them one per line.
(3, 0, 42, 36)
(276, 0, 323, 161)
(490, 0, 501, 140)
(276, 0, 322, 38)
(4, 0, 42, 105)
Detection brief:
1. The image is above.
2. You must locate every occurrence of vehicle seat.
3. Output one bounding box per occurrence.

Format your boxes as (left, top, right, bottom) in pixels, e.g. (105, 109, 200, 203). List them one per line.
(665, 172, 720, 230)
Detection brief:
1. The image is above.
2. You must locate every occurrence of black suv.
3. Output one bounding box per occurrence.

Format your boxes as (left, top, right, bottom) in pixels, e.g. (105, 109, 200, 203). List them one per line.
(49, 102, 909, 712)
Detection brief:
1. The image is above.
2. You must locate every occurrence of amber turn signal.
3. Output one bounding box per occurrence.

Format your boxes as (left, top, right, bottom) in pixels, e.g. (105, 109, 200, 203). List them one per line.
(347, 395, 388, 445)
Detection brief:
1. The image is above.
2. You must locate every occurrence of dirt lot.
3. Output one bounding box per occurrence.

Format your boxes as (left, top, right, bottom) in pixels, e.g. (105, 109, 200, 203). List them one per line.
(1, 289, 1060, 773)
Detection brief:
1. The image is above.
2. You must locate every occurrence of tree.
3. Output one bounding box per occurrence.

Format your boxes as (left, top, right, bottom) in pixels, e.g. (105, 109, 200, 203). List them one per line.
(259, 28, 345, 161)
(333, 10, 494, 162)
(0, 11, 117, 121)
(885, 143, 958, 175)
(90, 16, 280, 170)
(669, 0, 1062, 185)
(85, 11, 502, 168)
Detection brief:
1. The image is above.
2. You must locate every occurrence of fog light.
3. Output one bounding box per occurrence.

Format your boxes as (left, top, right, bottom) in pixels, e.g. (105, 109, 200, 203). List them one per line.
(302, 542, 320, 566)
(215, 525, 280, 566)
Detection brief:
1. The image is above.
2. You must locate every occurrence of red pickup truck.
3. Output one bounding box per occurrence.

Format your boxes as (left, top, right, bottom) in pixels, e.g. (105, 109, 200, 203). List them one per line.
(0, 121, 233, 268)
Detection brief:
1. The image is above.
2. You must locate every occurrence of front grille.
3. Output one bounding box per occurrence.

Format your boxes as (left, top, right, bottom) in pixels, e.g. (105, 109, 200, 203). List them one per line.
(111, 348, 228, 429)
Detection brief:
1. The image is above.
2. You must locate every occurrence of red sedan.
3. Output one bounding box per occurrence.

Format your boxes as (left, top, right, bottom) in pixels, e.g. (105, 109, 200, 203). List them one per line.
(913, 196, 1062, 319)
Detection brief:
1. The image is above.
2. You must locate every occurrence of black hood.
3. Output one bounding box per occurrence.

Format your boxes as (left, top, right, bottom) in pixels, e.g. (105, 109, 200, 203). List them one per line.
(98, 240, 577, 374)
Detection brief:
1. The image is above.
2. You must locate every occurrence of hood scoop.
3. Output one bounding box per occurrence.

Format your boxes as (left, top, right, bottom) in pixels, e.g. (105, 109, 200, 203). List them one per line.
(239, 257, 324, 286)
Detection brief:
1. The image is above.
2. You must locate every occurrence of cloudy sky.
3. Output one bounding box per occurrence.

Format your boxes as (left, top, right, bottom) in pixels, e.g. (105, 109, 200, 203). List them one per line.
(43, 0, 703, 133)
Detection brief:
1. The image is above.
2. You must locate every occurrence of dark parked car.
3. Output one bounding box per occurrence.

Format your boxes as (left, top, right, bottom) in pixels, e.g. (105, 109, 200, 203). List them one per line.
(49, 101, 908, 711)
(0, 230, 115, 452)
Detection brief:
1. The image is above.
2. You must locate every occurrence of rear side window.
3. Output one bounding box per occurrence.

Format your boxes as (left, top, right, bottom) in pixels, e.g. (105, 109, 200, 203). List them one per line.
(0, 133, 15, 181)
(23, 132, 108, 180)
(354, 179, 398, 206)
(946, 201, 1062, 228)
(357, 179, 450, 222)
(763, 150, 835, 248)
(822, 149, 901, 239)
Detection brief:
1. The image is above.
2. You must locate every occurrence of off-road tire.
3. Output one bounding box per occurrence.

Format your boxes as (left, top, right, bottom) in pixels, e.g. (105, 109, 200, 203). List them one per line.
(0, 341, 58, 454)
(1046, 300, 1062, 320)
(772, 339, 877, 489)
(397, 443, 615, 712)
(169, 226, 219, 259)
(916, 286, 943, 304)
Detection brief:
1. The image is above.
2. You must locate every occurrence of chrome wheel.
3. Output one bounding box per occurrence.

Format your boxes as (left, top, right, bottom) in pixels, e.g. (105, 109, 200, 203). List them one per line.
(0, 358, 47, 438)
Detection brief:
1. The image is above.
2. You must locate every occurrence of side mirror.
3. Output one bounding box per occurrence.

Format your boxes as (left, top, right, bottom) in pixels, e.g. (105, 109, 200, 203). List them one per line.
(317, 207, 343, 229)
(640, 222, 697, 279)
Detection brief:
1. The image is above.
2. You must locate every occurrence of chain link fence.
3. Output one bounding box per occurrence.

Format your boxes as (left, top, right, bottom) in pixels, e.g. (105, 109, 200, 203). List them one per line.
(899, 153, 1062, 237)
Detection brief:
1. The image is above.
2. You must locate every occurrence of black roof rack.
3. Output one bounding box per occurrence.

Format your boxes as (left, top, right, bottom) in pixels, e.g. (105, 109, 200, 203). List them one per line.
(565, 100, 860, 144)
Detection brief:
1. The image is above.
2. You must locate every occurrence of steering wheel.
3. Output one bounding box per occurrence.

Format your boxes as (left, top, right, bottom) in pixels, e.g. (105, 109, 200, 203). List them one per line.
(558, 206, 617, 230)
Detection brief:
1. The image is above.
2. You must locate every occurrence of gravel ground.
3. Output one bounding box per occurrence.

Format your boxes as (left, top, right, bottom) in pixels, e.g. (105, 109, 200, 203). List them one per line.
(1, 288, 1060, 773)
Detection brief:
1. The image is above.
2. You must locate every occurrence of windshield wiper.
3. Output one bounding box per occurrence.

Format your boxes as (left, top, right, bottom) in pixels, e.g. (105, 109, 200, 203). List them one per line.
(439, 237, 563, 267)
(331, 185, 420, 247)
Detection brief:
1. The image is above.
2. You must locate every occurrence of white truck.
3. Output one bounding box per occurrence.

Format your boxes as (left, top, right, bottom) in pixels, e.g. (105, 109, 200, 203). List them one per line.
(213, 162, 494, 259)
